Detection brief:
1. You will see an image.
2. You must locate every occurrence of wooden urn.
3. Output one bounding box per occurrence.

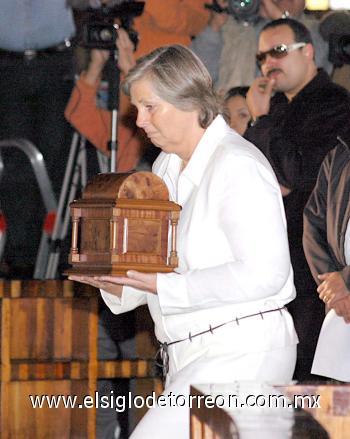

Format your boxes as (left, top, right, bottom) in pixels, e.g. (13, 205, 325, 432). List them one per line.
(65, 171, 181, 275)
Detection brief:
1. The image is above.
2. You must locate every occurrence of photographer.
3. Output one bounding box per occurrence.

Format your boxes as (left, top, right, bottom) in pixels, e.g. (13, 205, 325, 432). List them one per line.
(65, 0, 210, 172)
(191, 0, 331, 91)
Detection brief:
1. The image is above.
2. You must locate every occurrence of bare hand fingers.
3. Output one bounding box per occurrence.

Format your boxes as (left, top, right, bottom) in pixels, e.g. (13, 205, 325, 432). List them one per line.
(254, 77, 271, 91)
(317, 280, 327, 295)
(342, 298, 350, 323)
(97, 275, 130, 285)
(96, 273, 156, 293)
(117, 28, 133, 49)
(318, 272, 330, 281)
(68, 275, 106, 289)
(330, 296, 350, 319)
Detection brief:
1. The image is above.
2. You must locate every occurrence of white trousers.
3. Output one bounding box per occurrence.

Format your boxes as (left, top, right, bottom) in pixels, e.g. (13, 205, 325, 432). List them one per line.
(130, 344, 296, 439)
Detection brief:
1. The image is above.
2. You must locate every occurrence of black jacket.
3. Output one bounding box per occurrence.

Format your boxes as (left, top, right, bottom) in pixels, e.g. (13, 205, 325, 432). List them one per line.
(303, 134, 350, 290)
(245, 70, 350, 286)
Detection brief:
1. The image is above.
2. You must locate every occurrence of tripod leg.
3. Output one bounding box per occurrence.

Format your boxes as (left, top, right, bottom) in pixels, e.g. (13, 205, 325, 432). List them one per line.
(44, 132, 83, 279)
(80, 142, 88, 188)
(97, 150, 109, 174)
(34, 226, 52, 279)
(46, 149, 86, 278)
(0, 153, 6, 265)
(110, 108, 118, 173)
(49, 182, 80, 278)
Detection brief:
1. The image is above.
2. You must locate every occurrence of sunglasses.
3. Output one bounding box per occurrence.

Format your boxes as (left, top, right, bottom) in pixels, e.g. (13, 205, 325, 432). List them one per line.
(256, 43, 307, 66)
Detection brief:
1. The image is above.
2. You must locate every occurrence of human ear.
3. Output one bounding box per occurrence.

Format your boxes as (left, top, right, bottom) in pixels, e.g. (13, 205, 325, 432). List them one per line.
(303, 43, 314, 60)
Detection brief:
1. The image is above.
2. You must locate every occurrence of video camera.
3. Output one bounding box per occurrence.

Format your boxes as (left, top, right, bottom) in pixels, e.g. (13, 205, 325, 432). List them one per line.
(205, 0, 260, 24)
(328, 35, 350, 68)
(320, 11, 350, 67)
(329, 34, 350, 67)
(81, 1, 144, 50)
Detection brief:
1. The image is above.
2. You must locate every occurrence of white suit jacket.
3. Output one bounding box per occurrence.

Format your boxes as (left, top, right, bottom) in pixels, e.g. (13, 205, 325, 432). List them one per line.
(102, 116, 297, 373)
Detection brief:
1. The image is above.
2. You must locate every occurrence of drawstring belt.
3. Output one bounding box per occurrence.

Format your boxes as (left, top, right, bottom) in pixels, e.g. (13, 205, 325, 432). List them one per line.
(155, 306, 286, 379)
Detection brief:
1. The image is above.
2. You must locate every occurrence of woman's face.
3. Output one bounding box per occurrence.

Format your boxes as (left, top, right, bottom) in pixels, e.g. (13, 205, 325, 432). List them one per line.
(225, 95, 251, 136)
(130, 77, 202, 159)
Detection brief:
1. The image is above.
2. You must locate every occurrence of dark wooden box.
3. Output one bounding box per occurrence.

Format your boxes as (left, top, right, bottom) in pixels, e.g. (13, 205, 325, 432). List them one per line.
(65, 172, 181, 275)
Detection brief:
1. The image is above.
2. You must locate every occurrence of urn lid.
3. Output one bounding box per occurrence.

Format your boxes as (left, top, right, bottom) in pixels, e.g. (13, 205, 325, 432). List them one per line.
(82, 171, 169, 202)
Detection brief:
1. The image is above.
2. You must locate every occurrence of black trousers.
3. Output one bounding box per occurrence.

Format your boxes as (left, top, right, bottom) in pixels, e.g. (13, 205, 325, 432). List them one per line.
(0, 51, 74, 274)
(287, 269, 326, 383)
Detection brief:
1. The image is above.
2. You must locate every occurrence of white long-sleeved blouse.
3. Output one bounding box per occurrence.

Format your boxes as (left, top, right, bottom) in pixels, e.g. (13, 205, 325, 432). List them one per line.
(101, 115, 297, 370)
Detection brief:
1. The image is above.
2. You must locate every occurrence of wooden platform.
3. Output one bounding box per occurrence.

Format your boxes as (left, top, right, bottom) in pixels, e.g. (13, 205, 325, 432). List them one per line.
(0, 280, 161, 438)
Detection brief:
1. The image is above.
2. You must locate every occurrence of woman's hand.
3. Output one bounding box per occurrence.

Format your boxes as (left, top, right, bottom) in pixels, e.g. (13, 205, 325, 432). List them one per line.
(68, 270, 157, 296)
(98, 271, 157, 294)
(68, 275, 123, 297)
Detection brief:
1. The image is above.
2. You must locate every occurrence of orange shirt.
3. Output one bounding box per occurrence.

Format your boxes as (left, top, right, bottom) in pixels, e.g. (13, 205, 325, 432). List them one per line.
(65, 0, 209, 172)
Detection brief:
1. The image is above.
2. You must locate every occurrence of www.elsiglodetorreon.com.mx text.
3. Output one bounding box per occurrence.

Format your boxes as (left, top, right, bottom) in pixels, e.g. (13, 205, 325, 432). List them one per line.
(29, 391, 321, 412)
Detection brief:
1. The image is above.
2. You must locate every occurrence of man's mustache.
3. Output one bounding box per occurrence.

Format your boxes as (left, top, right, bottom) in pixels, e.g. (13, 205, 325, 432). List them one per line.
(266, 68, 283, 77)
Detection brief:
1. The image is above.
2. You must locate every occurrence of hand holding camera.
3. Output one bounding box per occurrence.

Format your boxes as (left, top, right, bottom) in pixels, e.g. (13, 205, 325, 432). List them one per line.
(116, 28, 136, 75)
(84, 27, 135, 86)
(206, 0, 261, 23)
(259, 0, 285, 20)
(208, 1, 229, 32)
(84, 48, 109, 85)
(206, 0, 295, 24)
(80, 1, 143, 85)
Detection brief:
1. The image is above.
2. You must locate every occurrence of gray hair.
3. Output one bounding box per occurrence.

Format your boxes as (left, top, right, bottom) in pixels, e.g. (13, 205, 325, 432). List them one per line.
(122, 45, 221, 128)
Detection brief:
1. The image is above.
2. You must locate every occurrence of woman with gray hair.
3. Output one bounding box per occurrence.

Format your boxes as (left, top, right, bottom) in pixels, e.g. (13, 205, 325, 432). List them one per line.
(70, 45, 298, 438)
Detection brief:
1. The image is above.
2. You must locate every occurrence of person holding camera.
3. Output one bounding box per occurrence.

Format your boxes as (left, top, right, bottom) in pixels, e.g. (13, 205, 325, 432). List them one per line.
(191, 0, 331, 92)
(65, 0, 210, 172)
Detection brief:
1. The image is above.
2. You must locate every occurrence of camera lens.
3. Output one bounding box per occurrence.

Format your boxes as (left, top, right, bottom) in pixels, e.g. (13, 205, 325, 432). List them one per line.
(100, 28, 114, 42)
(233, 0, 255, 10)
(228, 0, 260, 23)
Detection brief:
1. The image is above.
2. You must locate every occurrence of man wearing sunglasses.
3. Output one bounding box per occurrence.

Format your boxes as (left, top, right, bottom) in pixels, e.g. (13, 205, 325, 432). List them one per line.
(245, 17, 350, 382)
(191, 0, 331, 91)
